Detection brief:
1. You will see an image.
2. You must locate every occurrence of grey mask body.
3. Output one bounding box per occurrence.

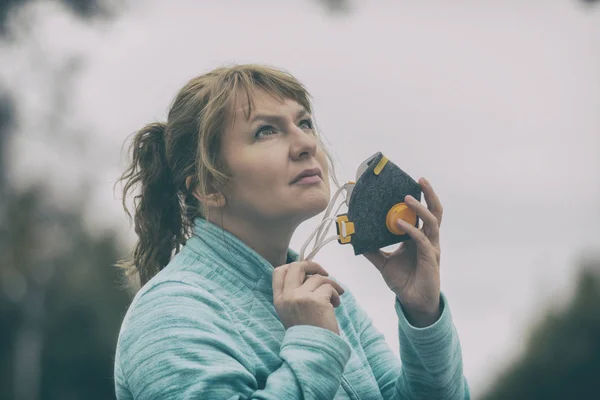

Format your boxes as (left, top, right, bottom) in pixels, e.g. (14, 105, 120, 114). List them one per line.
(336, 152, 422, 255)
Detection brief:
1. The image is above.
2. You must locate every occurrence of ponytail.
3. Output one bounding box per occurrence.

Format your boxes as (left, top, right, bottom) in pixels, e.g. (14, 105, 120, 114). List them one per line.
(115, 122, 186, 286)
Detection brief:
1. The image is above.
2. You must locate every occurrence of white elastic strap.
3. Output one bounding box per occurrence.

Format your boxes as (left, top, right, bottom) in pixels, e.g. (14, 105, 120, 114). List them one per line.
(298, 216, 337, 261)
(305, 235, 340, 261)
(313, 183, 351, 245)
(298, 183, 351, 261)
(299, 185, 347, 261)
(315, 199, 347, 245)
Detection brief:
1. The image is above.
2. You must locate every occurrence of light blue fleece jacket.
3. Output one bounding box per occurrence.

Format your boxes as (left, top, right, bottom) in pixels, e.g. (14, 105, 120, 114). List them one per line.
(114, 217, 470, 399)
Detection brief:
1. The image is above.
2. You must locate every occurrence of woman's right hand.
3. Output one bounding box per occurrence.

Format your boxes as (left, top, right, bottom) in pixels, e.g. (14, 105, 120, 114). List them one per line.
(272, 261, 344, 335)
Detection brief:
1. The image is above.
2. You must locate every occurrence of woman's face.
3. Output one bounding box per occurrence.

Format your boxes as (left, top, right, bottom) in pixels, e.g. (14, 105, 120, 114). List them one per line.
(219, 88, 331, 226)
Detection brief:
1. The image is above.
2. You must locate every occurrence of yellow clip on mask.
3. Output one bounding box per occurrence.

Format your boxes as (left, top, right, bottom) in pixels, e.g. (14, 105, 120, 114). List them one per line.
(299, 152, 422, 261)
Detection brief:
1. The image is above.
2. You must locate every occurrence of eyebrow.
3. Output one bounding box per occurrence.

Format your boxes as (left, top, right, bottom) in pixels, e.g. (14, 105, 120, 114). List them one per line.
(249, 108, 310, 125)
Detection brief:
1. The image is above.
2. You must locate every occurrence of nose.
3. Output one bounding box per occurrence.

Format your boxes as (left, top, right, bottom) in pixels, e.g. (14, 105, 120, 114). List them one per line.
(289, 124, 318, 160)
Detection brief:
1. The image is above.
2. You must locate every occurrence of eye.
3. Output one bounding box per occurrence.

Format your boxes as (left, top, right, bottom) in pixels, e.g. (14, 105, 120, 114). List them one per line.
(299, 118, 314, 131)
(255, 125, 277, 139)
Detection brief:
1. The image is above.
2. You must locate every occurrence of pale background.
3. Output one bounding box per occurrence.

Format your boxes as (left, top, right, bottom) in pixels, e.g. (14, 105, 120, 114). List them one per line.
(2, 0, 599, 396)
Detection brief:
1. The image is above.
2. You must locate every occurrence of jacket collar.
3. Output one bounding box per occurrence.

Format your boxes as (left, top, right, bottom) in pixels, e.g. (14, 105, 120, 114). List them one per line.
(184, 217, 299, 294)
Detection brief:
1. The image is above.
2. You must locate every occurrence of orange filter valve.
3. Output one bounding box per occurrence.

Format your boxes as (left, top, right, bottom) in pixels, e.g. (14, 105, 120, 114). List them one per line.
(386, 203, 417, 235)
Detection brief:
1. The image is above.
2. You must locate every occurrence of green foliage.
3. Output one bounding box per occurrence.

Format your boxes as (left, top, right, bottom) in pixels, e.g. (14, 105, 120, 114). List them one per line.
(0, 186, 133, 399)
(482, 259, 600, 399)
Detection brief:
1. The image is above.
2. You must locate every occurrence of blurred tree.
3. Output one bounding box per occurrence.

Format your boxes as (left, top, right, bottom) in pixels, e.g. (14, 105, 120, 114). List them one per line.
(1, 187, 132, 400)
(0, 0, 118, 37)
(0, 1, 132, 399)
(481, 256, 600, 400)
(0, 93, 14, 173)
(314, 0, 351, 14)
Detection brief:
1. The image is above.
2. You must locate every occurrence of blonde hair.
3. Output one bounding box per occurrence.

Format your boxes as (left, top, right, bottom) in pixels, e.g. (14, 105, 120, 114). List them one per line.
(115, 64, 340, 285)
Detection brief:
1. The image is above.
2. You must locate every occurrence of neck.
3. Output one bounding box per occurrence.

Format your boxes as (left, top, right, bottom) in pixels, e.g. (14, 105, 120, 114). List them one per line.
(204, 210, 297, 268)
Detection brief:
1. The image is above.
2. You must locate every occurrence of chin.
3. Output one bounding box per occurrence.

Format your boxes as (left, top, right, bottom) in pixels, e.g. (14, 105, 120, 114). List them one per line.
(284, 182, 331, 222)
(296, 194, 330, 220)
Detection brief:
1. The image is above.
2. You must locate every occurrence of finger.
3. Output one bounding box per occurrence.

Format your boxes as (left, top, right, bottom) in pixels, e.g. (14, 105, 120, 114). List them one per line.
(419, 177, 443, 227)
(283, 261, 328, 292)
(314, 284, 341, 308)
(396, 218, 436, 258)
(302, 275, 345, 296)
(272, 264, 289, 299)
(405, 194, 440, 248)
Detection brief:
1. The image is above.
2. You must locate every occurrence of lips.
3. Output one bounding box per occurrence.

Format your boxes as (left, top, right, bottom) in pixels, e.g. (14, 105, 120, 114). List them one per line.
(291, 167, 323, 184)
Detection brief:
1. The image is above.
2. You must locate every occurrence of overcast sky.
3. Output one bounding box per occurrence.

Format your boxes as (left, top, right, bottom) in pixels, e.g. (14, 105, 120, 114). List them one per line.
(2, 0, 599, 395)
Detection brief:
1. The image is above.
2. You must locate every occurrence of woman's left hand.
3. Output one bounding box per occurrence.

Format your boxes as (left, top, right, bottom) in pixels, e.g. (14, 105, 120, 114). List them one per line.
(362, 177, 444, 327)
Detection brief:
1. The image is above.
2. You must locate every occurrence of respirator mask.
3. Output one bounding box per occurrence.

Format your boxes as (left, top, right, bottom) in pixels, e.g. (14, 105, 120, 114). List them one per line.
(299, 152, 422, 261)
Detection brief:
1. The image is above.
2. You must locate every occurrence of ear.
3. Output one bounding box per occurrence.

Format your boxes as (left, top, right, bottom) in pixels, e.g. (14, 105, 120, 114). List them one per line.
(185, 175, 227, 208)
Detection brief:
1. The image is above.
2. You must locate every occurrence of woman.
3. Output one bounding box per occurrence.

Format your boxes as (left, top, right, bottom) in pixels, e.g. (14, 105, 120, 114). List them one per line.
(114, 64, 470, 399)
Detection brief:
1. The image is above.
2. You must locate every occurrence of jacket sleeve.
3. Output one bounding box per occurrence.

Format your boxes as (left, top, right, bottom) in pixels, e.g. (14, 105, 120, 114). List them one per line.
(117, 281, 352, 400)
(342, 287, 470, 399)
